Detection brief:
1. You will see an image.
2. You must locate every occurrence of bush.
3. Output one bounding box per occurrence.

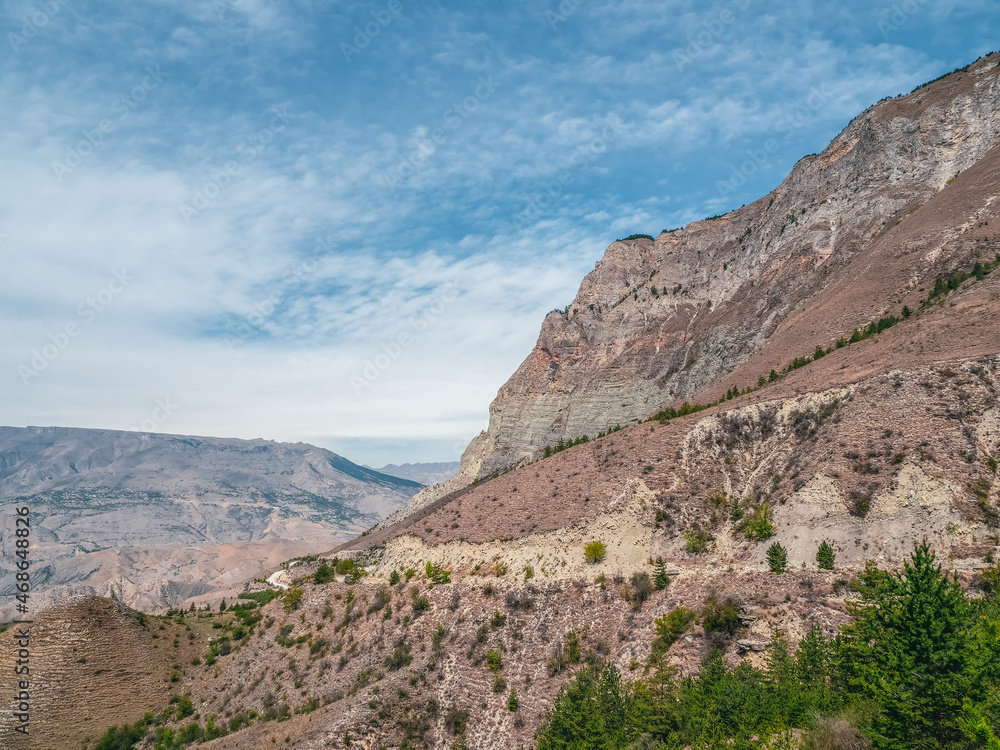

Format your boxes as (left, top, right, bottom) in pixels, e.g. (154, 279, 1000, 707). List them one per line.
(702, 596, 740, 636)
(850, 496, 871, 518)
(282, 587, 304, 611)
(817, 541, 836, 570)
(738, 504, 776, 540)
(584, 541, 607, 563)
(684, 528, 710, 554)
(630, 572, 654, 611)
(313, 561, 337, 584)
(767, 542, 788, 573)
(445, 704, 469, 735)
(425, 561, 451, 585)
(485, 650, 503, 671)
(564, 629, 582, 664)
(801, 715, 871, 750)
(386, 639, 413, 670)
(650, 607, 696, 662)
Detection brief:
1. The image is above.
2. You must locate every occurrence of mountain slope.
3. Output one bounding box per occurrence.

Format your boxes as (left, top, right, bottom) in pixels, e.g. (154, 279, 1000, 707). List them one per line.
(404, 52, 1000, 512)
(0, 426, 421, 613)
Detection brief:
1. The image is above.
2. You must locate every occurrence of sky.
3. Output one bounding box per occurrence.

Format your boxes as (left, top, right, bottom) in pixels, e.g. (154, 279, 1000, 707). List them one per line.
(1, 0, 997, 467)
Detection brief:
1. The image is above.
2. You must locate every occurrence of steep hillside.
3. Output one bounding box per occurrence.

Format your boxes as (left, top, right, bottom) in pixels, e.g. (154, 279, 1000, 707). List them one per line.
(0, 597, 209, 750)
(402, 52, 1000, 512)
(0, 427, 421, 613)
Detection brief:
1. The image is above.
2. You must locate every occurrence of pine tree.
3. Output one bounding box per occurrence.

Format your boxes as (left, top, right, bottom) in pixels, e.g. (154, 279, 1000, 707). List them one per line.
(816, 540, 835, 570)
(840, 541, 999, 748)
(507, 688, 519, 712)
(389, 569, 401, 586)
(654, 557, 669, 590)
(766, 542, 788, 573)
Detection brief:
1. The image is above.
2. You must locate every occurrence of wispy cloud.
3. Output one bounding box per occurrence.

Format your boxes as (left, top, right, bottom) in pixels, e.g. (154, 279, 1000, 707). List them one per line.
(1, 0, 997, 464)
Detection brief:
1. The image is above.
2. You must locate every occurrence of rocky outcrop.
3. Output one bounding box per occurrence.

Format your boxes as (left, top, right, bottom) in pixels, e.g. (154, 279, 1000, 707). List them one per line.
(401, 53, 1000, 517)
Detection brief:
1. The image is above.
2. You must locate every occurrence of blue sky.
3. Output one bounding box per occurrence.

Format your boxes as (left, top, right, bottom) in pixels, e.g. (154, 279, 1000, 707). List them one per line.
(1, 0, 997, 466)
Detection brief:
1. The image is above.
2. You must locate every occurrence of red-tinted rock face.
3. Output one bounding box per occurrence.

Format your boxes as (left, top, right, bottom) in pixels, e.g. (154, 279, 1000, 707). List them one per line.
(402, 53, 1000, 509)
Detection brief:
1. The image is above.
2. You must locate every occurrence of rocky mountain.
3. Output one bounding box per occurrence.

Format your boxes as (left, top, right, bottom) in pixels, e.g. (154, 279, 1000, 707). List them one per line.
(7, 54, 1000, 750)
(401, 51, 1000, 516)
(370, 461, 460, 486)
(0, 426, 421, 614)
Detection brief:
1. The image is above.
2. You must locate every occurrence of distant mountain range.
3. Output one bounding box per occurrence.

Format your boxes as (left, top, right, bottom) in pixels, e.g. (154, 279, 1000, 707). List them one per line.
(0, 426, 422, 613)
(370, 461, 460, 486)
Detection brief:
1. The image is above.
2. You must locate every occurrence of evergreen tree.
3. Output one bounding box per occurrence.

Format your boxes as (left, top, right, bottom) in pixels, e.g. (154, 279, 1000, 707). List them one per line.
(766, 542, 788, 573)
(816, 540, 835, 570)
(653, 557, 669, 590)
(840, 541, 1000, 749)
(389, 569, 401, 586)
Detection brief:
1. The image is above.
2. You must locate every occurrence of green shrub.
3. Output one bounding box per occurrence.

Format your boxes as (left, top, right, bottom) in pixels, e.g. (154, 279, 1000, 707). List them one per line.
(485, 650, 503, 671)
(684, 528, 710, 554)
(176, 695, 195, 718)
(313, 561, 337, 584)
(425, 561, 451, 585)
(508, 688, 520, 711)
(816, 541, 836, 571)
(282, 588, 304, 611)
(650, 607, 696, 662)
(584, 540, 607, 563)
(702, 596, 740, 636)
(738, 504, 776, 540)
(850, 496, 871, 518)
(653, 557, 669, 590)
(767, 542, 789, 573)
(386, 639, 412, 670)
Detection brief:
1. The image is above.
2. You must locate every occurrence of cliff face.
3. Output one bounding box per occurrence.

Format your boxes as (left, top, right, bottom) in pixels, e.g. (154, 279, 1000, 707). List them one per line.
(408, 53, 1000, 509)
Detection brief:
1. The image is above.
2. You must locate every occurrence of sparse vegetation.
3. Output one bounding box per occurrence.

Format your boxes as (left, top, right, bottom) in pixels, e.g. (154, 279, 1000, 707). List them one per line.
(584, 540, 607, 563)
(817, 540, 836, 570)
(767, 541, 788, 573)
(738, 503, 776, 540)
(649, 606, 696, 663)
(683, 528, 710, 554)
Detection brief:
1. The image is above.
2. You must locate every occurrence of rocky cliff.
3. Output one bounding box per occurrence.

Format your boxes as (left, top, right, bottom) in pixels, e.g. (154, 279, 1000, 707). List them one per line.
(400, 52, 1000, 517)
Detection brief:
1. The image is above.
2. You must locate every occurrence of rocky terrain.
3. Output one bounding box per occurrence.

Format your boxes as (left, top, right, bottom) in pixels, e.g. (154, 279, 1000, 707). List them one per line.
(4, 54, 1000, 750)
(0, 427, 421, 614)
(404, 51, 1000, 515)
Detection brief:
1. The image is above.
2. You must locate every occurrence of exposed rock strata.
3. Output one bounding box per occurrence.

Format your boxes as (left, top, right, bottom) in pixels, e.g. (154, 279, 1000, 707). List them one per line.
(398, 53, 1000, 520)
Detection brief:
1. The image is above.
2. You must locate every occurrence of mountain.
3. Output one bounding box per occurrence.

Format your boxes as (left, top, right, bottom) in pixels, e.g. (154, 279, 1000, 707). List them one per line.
(399, 51, 1000, 516)
(8, 53, 1000, 750)
(0, 426, 421, 614)
(370, 461, 460, 486)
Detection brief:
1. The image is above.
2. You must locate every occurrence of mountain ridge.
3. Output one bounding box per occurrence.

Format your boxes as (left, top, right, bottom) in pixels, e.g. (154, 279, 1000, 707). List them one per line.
(393, 50, 1000, 521)
(0, 426, 421, 614)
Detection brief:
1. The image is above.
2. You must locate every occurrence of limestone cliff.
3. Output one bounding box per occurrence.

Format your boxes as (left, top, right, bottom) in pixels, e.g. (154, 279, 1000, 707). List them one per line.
(398, 53, 1000, 518)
